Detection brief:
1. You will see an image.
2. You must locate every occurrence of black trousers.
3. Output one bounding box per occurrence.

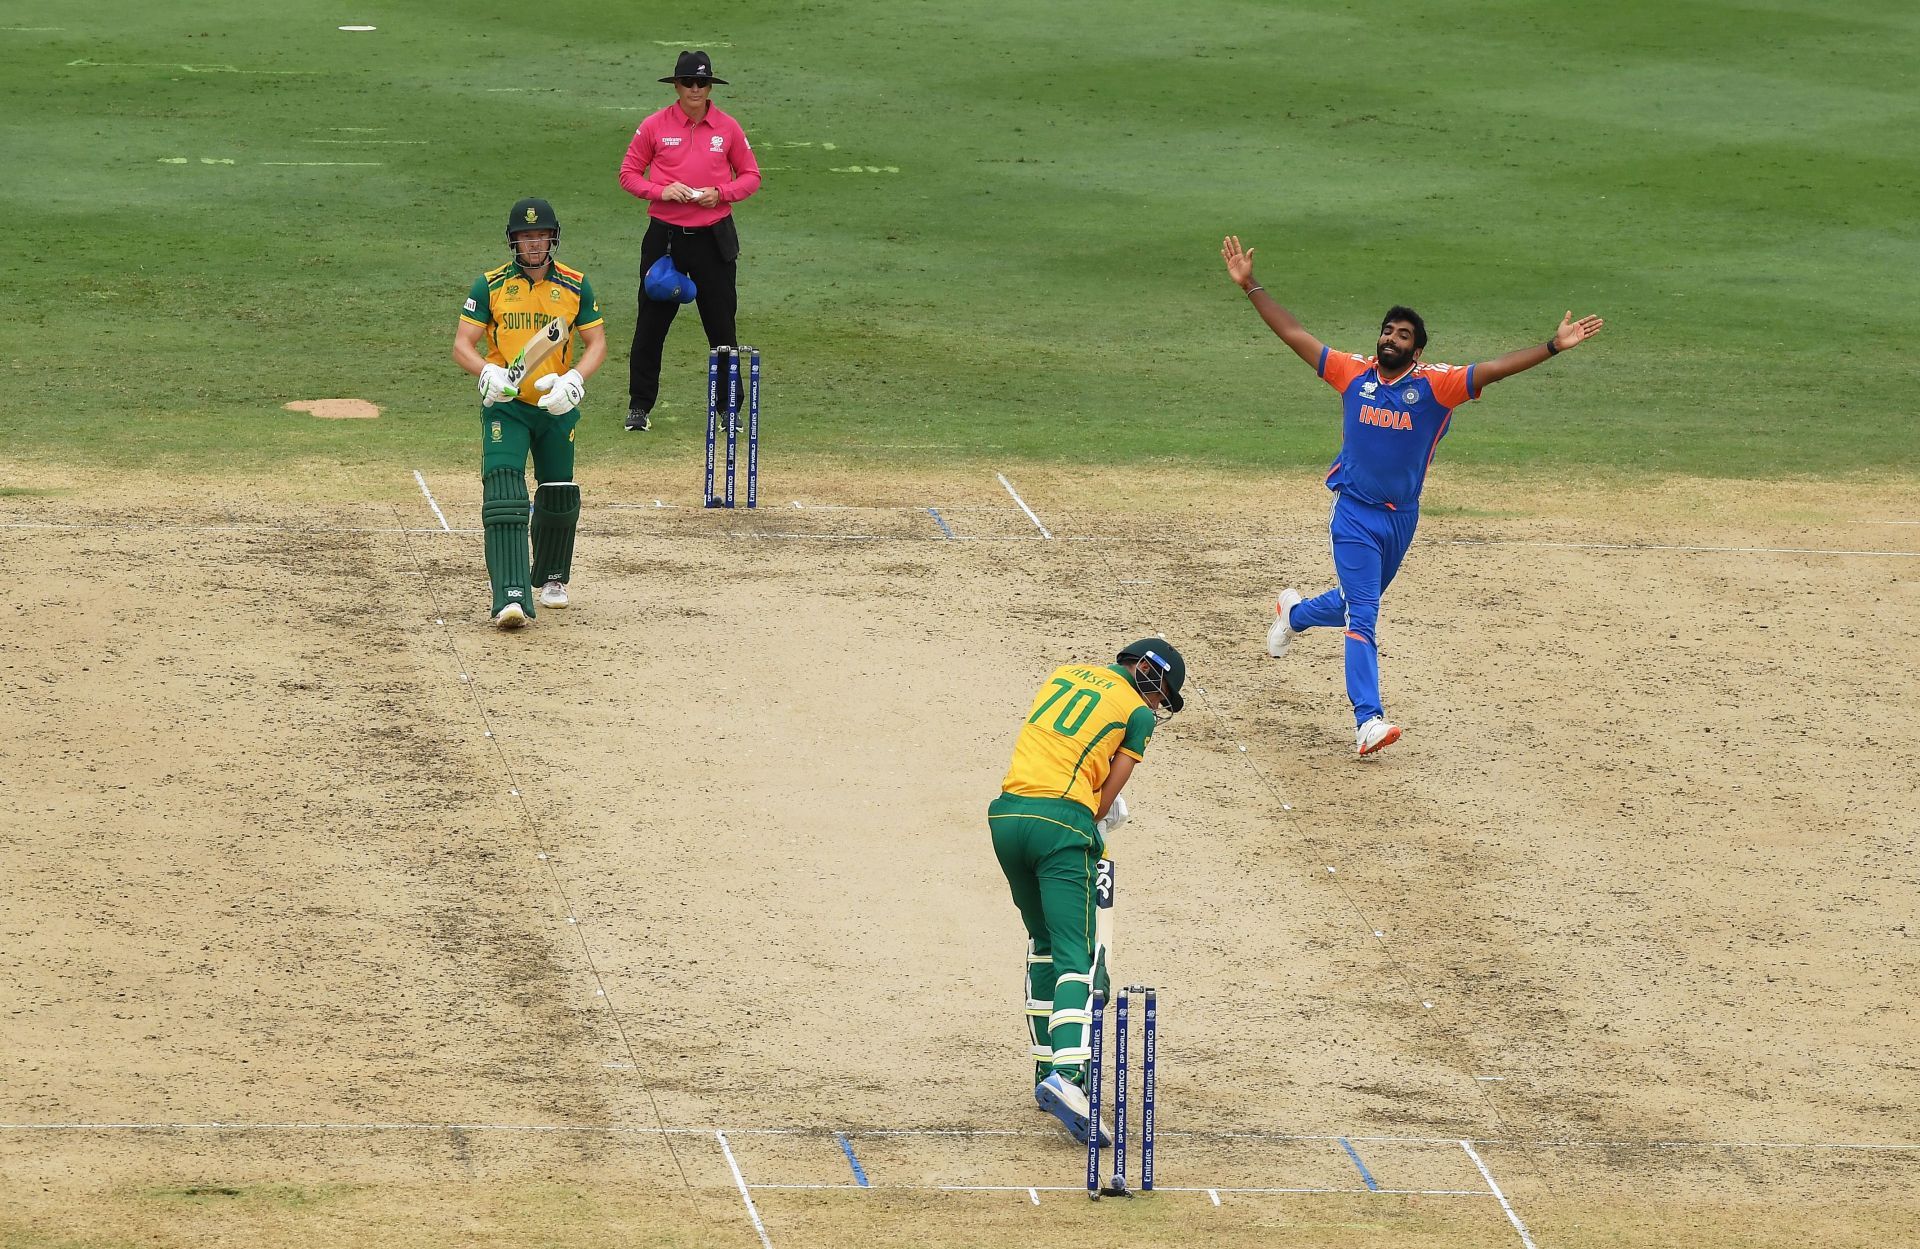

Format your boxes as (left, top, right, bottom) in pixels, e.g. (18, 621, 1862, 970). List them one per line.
(629, 217, 739, 412)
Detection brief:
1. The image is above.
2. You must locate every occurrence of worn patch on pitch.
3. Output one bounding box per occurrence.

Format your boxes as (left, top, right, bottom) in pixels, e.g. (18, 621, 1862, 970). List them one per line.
(284, 399, 380, 419)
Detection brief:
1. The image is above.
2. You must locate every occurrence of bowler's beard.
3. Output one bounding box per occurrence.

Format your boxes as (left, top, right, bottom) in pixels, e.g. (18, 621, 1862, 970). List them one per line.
(1377, 342, 1410, 371)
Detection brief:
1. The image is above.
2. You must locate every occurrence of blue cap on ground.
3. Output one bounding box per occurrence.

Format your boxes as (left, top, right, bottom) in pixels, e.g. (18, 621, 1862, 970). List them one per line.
(644, 255, 698, 303)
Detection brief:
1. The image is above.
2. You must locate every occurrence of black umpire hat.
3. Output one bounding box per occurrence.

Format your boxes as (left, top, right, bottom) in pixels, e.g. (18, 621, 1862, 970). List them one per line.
(660, 50, 728, 85)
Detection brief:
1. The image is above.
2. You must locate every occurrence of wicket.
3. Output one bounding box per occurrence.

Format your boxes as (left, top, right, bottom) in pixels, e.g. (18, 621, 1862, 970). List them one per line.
(1087, 984, 1158, 1199)
(705, 345, 760, 508)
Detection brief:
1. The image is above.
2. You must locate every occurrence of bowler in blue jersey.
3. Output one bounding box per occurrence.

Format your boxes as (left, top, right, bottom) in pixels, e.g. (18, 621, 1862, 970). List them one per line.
(1221, 234, 1605, 756)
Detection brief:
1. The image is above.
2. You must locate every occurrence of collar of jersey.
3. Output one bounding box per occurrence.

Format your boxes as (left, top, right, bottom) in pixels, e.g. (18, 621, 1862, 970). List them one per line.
(510, 262, 554, 285)
(1372, 361, 1417, 387)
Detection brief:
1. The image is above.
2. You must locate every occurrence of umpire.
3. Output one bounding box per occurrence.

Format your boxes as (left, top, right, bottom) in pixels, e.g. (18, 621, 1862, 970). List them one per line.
(617, 50, 763, 432)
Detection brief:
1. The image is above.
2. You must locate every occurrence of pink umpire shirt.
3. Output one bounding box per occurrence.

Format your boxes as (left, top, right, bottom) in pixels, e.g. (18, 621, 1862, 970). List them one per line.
(618, 102, 762, 228)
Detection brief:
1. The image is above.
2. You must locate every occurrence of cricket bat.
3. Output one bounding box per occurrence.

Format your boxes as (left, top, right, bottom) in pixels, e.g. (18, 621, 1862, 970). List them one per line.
(501, 315, 570, 395)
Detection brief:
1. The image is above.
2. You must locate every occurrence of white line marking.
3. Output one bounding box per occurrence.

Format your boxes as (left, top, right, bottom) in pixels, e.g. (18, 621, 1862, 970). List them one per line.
(1444, 537, 1917, 558)
(0, 522, 459, 534)
(261, 161, 385, 166)
(1208, 1188, 1221, 1205)
(996, 472, 1052, 539)
(308, 138, 428, 144)
(412, 471, 450, 531)
(717, 1131, 774, 1249)
(1461, 1141, 1537, 1249)
(1028, 1187, 1039, 1204)
(1, 1122, 1913, 1152)
(65, 57, 314, 74)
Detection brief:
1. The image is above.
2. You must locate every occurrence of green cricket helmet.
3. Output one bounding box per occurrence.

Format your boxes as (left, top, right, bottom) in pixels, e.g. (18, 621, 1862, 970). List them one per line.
(1117, 637, 1186, 713)
(506, 197, 561, 242)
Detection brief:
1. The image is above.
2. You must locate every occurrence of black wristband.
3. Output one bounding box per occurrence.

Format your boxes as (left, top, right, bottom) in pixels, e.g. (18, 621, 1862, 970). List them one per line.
(1546, 339, 1561, 356)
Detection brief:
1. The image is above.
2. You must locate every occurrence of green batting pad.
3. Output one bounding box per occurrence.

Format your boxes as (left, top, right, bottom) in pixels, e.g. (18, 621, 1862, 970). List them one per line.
(482, 467, 533, 617)
(530, 481, 581, 586)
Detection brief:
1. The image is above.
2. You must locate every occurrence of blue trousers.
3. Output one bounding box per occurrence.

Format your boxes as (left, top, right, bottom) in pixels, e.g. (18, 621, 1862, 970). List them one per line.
(1289, 493, 1420, 726)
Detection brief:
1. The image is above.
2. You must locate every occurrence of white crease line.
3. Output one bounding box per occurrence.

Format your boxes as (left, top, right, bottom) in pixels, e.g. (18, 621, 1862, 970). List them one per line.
(7, 516, 1913, 559)
(1443, 537, 1918, 558)
(1461, 1141, 1537, 1249)
(4, 1123, 1913, 1151)
(786, 503, 1005, 512)
(412, 470, 451, 532)
(0, 522, 462, 535)
(996, 472, 1052, 539)
(6, 1122, 1915, 1155)
(717, 1131, 775, 1249)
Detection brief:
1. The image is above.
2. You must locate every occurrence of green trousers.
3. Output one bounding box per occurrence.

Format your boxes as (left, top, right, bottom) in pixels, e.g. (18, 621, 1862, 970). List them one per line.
(479, 401, 579, 615)
(990, 793, 1102, 1087)
(480, 400, 577, 479)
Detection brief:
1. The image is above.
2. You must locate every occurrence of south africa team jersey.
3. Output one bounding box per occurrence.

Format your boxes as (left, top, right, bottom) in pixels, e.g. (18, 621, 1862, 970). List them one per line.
(1001, 664, 1156, 816)
(460, 261, 604, 403)
(1318, 348, 1481, 510)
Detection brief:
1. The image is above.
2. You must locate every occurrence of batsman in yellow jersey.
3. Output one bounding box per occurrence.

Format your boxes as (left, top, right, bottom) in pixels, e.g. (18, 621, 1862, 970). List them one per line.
(452, 197, 606, 629)
(991, 638, 1187, 1146)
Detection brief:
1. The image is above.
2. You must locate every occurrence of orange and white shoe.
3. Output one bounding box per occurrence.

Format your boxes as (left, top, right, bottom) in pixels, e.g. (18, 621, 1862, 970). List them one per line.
(1356, 716, 1401, 756)
(1266, 588, 1303, 658)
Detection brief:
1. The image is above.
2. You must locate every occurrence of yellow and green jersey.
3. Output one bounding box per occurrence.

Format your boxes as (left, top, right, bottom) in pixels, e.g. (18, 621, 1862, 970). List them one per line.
(460, 261, 604, 403)
(1001, 664, 1155, 815)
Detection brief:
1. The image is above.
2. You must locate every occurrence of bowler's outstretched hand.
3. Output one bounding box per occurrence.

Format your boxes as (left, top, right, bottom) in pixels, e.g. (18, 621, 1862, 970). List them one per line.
(1553, 311, 1605, 351)
(1221, 235, 1256, 288)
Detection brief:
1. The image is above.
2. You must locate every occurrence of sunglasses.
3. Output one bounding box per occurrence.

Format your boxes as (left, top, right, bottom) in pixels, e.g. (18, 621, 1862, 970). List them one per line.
(677, 77, 712, 87)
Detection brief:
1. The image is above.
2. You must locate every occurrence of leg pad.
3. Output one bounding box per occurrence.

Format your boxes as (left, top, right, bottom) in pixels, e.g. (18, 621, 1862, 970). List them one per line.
(482, 467, 532, 616)
(530, 481, 581, 586)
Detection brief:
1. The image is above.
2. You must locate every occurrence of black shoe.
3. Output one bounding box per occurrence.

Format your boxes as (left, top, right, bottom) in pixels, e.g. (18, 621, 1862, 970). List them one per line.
(625, 405, 651, 432)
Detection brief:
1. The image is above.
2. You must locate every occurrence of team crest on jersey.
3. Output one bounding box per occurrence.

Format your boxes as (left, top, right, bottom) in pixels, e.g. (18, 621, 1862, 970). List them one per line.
(1404, 389, 1419, 403)
(1360, 380, 1378, 398)
(506, 284, 519, 296)
(550, 289, 560, 301)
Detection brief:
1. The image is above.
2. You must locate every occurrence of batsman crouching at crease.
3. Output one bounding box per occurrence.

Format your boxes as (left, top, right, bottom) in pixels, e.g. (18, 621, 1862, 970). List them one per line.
(452, 198, 606, 629)
(990, 640, 1186, 1145)
(618, 50, 761, 431)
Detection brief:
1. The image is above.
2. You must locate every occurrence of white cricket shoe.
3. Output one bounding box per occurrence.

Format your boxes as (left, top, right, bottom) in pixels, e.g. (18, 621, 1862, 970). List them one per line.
(491, 603, 529, 630)
(1356, 716, 1401, 756)
(539, 580, 569, 609)
(1034, 1071, 1112, 1147)
(1267, 588, 1303, 658)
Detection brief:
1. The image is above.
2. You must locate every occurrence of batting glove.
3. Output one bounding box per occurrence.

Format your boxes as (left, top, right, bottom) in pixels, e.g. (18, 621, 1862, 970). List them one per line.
(535, 369, 585, 415)
(478, 363, 517, 406)
(1096, 794, 1129, 838)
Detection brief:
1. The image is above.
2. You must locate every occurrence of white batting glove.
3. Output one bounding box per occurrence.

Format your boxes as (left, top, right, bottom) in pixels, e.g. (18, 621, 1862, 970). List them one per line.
(1096, 794, 1129, 838)
(535, 369, 585, 415)
(478, 363, 517, 406)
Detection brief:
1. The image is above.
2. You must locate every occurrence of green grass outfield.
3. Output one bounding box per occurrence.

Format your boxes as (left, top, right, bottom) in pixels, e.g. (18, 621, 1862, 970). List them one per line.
(6, 0, 1916, 482)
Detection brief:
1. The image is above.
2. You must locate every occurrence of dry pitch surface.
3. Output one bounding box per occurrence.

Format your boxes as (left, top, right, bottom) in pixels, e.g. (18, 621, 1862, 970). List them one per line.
(3, 463, 1916, 1249)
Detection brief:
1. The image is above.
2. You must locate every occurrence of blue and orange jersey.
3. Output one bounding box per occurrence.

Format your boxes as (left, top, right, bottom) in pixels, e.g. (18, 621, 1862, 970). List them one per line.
(460, 261, 604, 402)
(1317, 349, 1480, 510)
